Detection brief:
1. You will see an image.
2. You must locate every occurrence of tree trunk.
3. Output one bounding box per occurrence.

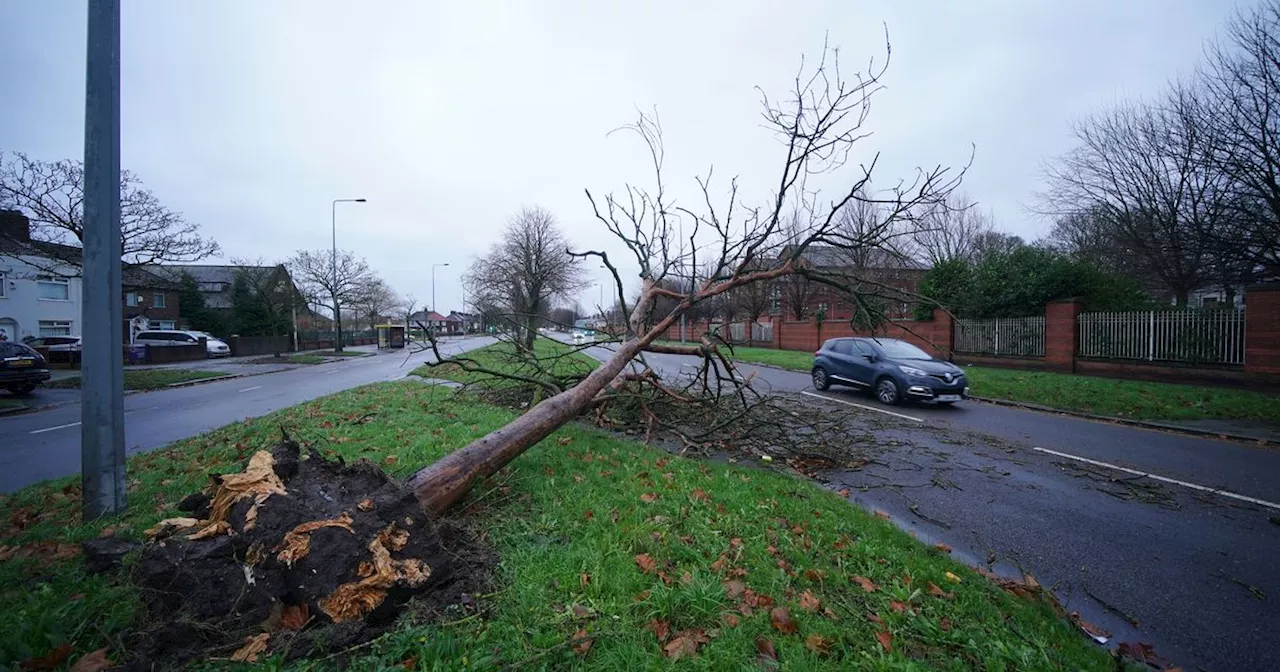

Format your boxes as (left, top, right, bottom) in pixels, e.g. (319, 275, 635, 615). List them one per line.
(333, 295, 344, 353)
(408, 335, 651, 514)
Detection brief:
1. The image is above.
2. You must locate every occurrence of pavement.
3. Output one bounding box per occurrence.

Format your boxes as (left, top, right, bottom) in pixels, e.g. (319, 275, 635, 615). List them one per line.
(575, 338, 1280, 672)
(0, 335, 494, 493)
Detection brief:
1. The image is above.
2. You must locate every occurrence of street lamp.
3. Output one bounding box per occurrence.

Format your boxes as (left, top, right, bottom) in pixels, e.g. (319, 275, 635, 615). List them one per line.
(432, 262, 450, 320)
(331, 198, 366, 350)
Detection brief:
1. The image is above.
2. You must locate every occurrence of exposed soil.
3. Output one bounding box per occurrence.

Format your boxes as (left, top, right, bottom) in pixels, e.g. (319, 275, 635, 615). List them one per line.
(120, 434, 491, 669)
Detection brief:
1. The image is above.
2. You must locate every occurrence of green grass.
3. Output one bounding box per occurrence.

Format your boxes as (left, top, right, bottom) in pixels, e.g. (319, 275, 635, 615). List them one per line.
(960, 367, 1280, 422)
(284, 354, 327, 365)
(724, 346, 1280, 423)
(412, 337, 598, 388)
(44, 369, 227, 391)
(0, 397, 26, 412)
(0, 381, 1116, 670)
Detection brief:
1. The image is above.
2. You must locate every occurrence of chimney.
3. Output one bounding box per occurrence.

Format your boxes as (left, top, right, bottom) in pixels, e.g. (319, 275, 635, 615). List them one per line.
(0, 210, 31, 243)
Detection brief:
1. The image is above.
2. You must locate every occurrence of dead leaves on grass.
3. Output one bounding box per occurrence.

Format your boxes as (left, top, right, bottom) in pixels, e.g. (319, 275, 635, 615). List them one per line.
(634, 553, 657, 574)
(851, 575, 879, 593)
(67, 649, 113, 672)
(0, 541, 81, 563)
(662, 628, 710, 660)
(769, 606, 798, 634)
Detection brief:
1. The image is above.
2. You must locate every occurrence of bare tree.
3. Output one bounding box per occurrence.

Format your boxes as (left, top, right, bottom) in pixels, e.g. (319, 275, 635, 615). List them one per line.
(408, 38, 965, 514)
(0, 152, 218, 270)
(910, 192, 991, 265)
(287, 249, 373, 352)
(1040, 86, 1234, 305)
(463, 207, 586, 351)
(1200, 0, 1280, 273)
(400, 294, 419, 327)
(353, 277, 400, 330)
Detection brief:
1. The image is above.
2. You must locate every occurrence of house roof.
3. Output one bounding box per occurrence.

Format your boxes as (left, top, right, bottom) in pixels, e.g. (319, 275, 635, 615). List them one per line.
(146, 264, 283, 309)
(1, 237, 176, 289)
(409, 310, 448, 323)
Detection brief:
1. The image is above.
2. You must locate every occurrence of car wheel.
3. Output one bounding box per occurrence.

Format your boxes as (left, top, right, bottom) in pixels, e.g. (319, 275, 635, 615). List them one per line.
(811, 367, 830, 391)
(875, 377, 901, 405)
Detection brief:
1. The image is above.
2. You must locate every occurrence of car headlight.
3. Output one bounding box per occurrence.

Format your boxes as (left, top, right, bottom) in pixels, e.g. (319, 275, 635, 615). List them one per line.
(899, 365, 928, 378)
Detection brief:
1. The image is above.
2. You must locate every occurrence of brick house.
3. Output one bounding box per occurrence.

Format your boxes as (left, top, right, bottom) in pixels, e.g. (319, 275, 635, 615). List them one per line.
(776, 245, 927, 321)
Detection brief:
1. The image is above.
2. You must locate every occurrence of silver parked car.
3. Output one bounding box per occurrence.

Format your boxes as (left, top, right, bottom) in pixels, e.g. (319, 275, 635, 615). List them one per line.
(133, 330, 232, 357)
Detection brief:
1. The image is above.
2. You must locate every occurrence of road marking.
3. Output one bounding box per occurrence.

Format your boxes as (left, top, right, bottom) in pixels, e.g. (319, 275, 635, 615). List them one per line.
(30, 421, 81, 435)
(1031, 446, 1280, 511)
(238, 385, 263, 393)
(325, 369, 338, 375)
(799, 390, 924, 423)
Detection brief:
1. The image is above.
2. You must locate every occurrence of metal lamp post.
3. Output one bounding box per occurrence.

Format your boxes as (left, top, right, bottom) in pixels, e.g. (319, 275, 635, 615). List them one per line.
(330, 198, 365, 350)
(432, 263, 449, 332)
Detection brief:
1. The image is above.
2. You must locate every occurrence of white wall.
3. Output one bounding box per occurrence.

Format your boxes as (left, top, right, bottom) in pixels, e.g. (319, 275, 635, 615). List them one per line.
(0, 253, 84, 340)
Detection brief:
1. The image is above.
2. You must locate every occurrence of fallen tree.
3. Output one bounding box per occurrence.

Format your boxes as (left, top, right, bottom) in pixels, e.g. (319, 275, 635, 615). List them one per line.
(409, 37, 968, 514)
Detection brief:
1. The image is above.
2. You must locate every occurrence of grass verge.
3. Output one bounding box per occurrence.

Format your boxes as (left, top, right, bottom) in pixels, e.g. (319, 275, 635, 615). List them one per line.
(724, 346, 1280, 423)
(44, 369, 227, 391)
(0, 380, 1115, 670)
(0, 397, 26, 412)
(412, 337, 598, 388)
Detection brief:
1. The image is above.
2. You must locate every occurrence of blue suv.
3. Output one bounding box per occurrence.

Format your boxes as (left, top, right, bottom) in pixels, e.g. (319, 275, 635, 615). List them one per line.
(811, 337, 969, 406)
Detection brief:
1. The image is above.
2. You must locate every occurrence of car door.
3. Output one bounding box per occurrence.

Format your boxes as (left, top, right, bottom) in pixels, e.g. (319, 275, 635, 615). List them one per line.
(844, 339, 880, 386)
(821, 339, 862, 387)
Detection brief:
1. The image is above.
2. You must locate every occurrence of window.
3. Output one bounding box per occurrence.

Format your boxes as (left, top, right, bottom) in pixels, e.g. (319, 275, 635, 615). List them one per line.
(154, 320, 175, 330)
(39, 320, 73, 337)
(0, 271, 6, 298)
(37, 276, 70, 301)
(126, 292, 140, 306)
(153, 292, 167, 308)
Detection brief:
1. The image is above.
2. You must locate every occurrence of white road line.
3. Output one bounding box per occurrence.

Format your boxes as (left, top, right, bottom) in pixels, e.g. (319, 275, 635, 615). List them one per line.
(325, 369, 338, 375)
(30, 421, 81, 435)
(799, 390, 925, 423)
(238, 385, 263, 393)
(1032, 446, 1280, 511)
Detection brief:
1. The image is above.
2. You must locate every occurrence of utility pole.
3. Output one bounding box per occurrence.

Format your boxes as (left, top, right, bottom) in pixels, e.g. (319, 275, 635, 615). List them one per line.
(81, 0, 125, 520)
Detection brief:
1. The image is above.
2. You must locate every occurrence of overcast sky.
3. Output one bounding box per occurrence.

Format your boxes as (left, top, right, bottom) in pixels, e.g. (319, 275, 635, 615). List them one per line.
(0, 1, 1243, 313)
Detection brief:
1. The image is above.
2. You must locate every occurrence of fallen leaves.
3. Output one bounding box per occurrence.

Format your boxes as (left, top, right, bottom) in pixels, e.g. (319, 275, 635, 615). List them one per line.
(889, 600, 908, 614)
(634, 553, 657, 574)
(646, 619, 671, 642)
(662, 629, 710, 660)
(280, 603, 310, 631)
(690, 488, 710, 502)
(0, 541, 81, 562)
(230, 633, 270, 663)
(383, 455, 398, 465)
(874, 510, 891, 521)
(770, 606, 798, 634)
(68, 649, 113, 672)
(639, 492, 659, 503)
(798, 590, 821, 612)
(875, 629, 894, 653)
(755, 637, 779, 663)
(805, 633, 832, 655)
(851, 575, 879, 593)
(944, 571, 962, 583)
(19, 643, 72, 670)
(724, 580, 746, 599)
(580, 572, 591, 588)
(928, 582, 956, 600)
(571, 629, 593, 656)
(357, 498, 374, 512)
(939, 617, 952, 632)
(934, 542, 952, 554)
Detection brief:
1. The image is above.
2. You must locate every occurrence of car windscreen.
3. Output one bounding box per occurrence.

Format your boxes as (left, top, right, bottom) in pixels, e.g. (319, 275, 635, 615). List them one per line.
(0, 342, 36, 357)
(870, 339, 931, 360)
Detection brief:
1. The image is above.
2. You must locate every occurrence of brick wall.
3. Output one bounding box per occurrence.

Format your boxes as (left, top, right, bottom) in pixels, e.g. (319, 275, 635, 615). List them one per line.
(654, 283, 1280, 388)
(1245, 284, 1280, 376)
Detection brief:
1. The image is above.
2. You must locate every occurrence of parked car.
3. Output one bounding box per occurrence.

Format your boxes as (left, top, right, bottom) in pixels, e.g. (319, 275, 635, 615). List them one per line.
(571, 330, 586, 343)
(23, 336, 82, 352)
(133, 330, 232, 358)
(810, 337, 968, 406)
(1, 341, 51, 395)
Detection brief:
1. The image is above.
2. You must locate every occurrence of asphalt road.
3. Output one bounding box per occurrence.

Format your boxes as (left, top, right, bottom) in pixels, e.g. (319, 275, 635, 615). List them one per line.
(0, 336, 494, 493)
(582, 340, 1280, 672)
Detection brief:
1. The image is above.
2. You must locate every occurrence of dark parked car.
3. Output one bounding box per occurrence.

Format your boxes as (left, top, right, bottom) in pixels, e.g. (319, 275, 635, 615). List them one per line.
(810, 337, 968, 405)
(1, 341, 52, 396)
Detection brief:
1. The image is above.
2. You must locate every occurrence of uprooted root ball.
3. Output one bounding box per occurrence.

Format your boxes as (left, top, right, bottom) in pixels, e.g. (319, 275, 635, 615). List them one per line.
(128, 433, 482, 667)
